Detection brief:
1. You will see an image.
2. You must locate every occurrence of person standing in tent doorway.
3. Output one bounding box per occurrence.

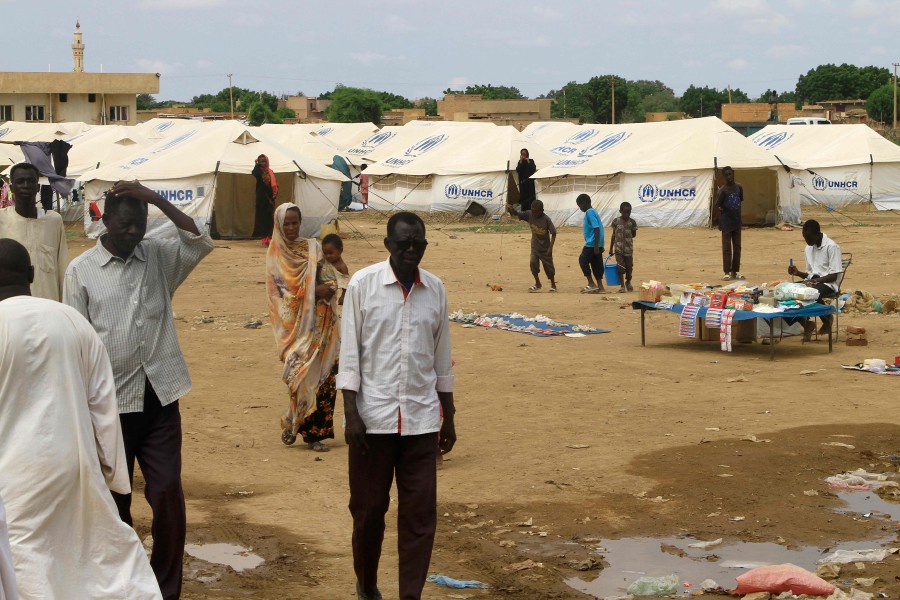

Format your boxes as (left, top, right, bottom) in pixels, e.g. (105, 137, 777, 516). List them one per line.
(516, 148, 537, 211)
(64, 180, 214, 600)
(0, 163, 68, 301)
(716, 166, 743, 281)
(252, 154, 278, 246)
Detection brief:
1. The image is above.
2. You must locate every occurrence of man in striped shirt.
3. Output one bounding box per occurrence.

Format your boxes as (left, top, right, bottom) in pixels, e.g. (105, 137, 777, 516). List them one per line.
(64, 181, 214, 600)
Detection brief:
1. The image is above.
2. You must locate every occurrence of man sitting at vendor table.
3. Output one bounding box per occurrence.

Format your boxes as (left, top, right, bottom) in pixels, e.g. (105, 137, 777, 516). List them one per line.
(787, 219, 842, 342)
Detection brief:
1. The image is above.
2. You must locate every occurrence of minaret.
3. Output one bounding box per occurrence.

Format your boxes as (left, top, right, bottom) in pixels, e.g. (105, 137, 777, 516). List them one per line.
(72, 20, 84, 73)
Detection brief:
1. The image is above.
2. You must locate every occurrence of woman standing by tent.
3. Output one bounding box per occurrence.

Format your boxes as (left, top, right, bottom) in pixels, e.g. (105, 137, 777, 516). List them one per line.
(266, 203, 341, 451)
(253, 154, 278, 244)
(516, 148, 537, 211)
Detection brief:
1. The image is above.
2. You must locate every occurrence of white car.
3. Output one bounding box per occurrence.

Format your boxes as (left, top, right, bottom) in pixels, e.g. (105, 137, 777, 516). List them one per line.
(786, 117, 831, 125)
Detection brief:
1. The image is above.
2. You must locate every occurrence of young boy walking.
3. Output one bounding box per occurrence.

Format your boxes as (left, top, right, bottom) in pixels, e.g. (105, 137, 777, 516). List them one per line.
(608, 201, 638, 293)
(576, 194, 605, 293)
(507, 200, 557, 292)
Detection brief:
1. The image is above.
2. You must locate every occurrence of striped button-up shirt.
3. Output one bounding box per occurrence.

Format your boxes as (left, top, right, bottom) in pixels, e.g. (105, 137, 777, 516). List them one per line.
(64, 229, 214, 413)
(336, 259, 454, 436)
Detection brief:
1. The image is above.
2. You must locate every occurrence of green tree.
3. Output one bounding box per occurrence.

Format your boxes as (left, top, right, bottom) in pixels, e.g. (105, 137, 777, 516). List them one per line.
(755, 89, 799, 107)
(442, 84, 525, 100)
(136, 93, 156, 110)
(417, 97, 438, 116)
(546, 76, 628, 123)
(247, 102, 279, 126)
(378, 91, 413, 110)
(866, 83, 896, 124)
(622, 80, 677, 122)
(678, 85, 740, 118)
(324, 87, 383, 124)
(796, 64, 891, 104)
(275, 107, 296, 121)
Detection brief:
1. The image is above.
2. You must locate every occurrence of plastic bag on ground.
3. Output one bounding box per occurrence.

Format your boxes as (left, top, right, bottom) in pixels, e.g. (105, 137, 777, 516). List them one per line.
(426, 574, 490, 589)
(626, 574, 679, 596)
(732, 563, 835, 595)
(817, 549, 888, 564)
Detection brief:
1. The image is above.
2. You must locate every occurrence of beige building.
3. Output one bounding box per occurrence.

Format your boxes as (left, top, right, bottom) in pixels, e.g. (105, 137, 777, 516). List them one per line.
(0, 22, 159, 126)
(436, 94, 556, 130)
(382, 108, 427, 126)
(280, 96, 331, 122)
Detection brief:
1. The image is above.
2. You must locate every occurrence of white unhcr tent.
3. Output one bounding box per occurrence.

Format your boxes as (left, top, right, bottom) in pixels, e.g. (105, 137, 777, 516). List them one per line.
(362, 123, 557, 213)
(750, 125, 900, 212)
(531, 117, 789, 228)
(79, 121, 347, 239)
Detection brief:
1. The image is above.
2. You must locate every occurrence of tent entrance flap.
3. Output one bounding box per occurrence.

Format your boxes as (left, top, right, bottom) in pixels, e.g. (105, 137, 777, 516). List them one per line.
(213, 172, 296, 239)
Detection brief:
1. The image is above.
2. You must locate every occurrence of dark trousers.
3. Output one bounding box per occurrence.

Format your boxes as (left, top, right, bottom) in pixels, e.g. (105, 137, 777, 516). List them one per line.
(615, 252, 634, 284)
(722, 229, 741, 274)
(578, 246, 603, 282)
(529, 246, 555, 280)
(349, 433, 439, 600)
(112, 380, 186, 600)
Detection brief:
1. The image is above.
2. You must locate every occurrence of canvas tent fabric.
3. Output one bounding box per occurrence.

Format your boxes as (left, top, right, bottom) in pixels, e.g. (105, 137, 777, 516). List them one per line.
(530, 117, 788, 228)
(750, 125, 900, 211)
(362, 124, 558, 213)
(79, 122, 346, 239)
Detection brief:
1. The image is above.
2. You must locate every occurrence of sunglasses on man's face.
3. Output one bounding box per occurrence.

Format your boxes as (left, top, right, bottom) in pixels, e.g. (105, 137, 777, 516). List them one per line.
(389, 238, 428, 251)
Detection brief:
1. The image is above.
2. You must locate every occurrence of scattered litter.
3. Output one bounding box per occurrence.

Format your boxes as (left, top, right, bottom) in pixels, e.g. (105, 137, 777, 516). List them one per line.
(803, 490, 819, 496)
(822, 442, 856, 449)
(816, 563, 841, 579)
(799, 370, 819, 376)
(854, 578, 878, 587)
(826, 470, 897, 491)
(727, 375, 748, 383)
(742, 434, 772, 443)
(498, 540, 516, 548)
(243, 320, 263, 329)
(426, 575, 489, 589)
(687, 538, 723, 550)
(717, 474, 734, 478)
(516, 517, 533, 527)
(700, 579, 722, 592)
(818, 549, 888, 564)
(487, 283, 503, 292)
(731, 516, 746, 522)
(705, 427, 721, 431)
(626, 574, 679, 596)
(827, 588, 877, 600)
(505, 559, 543, 572)
(733, 564, 835, 595)
(566, 444, 591, 449)
(569, 557, 601, 571)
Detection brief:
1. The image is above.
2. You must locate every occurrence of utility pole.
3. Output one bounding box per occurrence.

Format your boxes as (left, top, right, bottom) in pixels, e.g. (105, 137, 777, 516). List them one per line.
(727, 85, 732, 104)
(610, 76, 616, 124)
(893, 62, 898, 129)
(228, 73, 234, 120)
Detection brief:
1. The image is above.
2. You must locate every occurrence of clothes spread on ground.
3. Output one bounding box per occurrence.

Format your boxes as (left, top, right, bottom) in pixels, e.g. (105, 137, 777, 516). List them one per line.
(716, 183, 743, 232)
(0, 206, 68, 301)
(266, 203, 340, 438)
(0, 296, 162, 600)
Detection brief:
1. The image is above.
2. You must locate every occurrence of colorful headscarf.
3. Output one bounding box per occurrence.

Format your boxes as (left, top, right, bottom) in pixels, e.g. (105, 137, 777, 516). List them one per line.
(258, 154, 279, 198)
(266, 203, 339, 430)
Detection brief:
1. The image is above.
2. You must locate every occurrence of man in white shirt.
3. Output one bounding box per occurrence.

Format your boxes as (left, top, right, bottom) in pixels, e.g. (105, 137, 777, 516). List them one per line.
(0, 163, 68, 301)
(338, 212, 457, 600)
(64, 181, 214, 600)
(787, 219, 843, 341)
(0, 238, 162, 600)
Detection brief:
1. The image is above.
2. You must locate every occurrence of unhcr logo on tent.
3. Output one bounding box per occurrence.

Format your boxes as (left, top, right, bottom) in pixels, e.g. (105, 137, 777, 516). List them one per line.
(444, 183, 493, 200)
(154, 121, 174, 133)
(315, 126, 334, 136)
(0, 128, 9, 139)
(347, 131, 396, 156)
(637, 181, 697, 203)
(752, 131, 793, 149)
(385, 134, 448, 167)
(552, 132, 631, 167)
(549, 129, 601, 156)
(812, 175, 858, 191)
(153, 188, 195, 207)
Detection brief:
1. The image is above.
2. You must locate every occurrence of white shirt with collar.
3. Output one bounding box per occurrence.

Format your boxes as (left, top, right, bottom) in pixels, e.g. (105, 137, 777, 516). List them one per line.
(336, 259, 454, 436)
(804, 232, 842, 292)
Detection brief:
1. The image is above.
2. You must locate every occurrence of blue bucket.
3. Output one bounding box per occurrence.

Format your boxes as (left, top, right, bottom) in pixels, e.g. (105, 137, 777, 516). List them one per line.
(604, 255, 621, 286)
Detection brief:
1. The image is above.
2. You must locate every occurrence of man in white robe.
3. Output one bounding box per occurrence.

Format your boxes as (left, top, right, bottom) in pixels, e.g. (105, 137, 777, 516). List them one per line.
(0, 238, 161, 600)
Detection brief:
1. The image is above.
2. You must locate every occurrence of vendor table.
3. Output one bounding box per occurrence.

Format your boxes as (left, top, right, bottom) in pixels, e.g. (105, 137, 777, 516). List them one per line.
(632, 301, 836, 360)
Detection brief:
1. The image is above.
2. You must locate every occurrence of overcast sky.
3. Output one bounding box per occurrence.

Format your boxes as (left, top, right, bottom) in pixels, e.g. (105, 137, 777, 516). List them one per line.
(2, 0, 897, 102)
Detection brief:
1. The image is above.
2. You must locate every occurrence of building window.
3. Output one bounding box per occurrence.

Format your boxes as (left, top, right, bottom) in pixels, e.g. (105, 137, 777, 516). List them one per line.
(109, 106, 129, 122)
(59, 93, 68, 102)
(88, 93, 96, 103)
(0, 106, 12, 121)
(25, 105, 45, 122)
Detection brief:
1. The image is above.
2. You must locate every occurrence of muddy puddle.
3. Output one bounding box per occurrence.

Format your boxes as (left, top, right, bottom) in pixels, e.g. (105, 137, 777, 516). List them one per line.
(568, 490, 897, 599)
(184, 543, 264, 572)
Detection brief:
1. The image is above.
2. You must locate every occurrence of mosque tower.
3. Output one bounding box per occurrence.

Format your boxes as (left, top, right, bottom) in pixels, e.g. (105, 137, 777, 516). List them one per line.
(72, 20, 84, 72)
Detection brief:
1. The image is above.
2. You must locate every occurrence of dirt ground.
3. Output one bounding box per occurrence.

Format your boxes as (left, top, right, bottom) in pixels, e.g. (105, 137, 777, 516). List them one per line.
(65, 204, 900, 599)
